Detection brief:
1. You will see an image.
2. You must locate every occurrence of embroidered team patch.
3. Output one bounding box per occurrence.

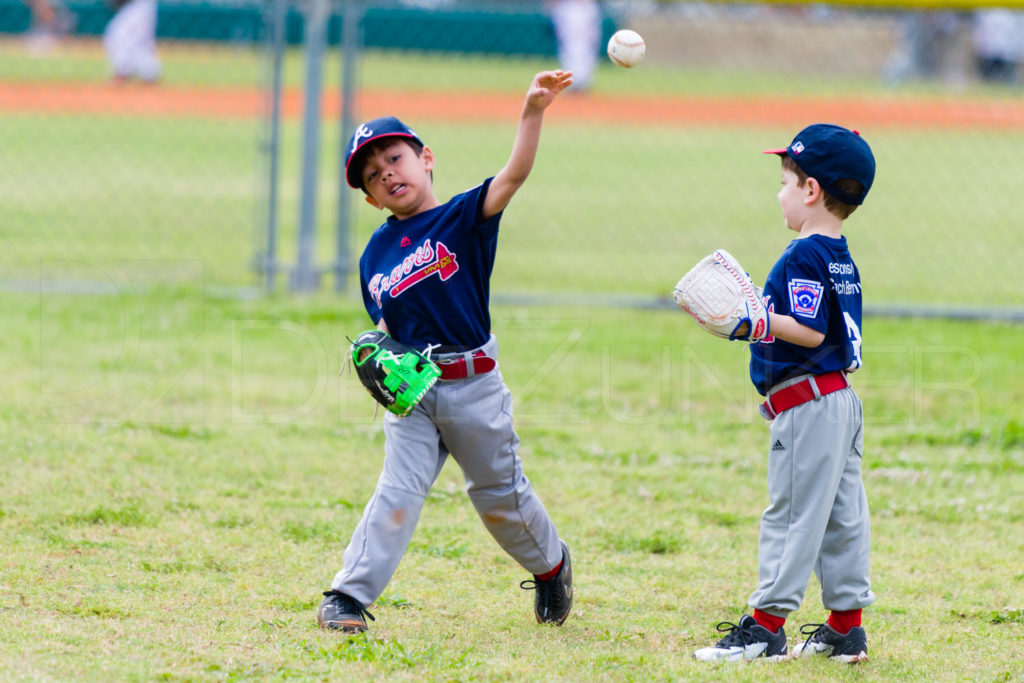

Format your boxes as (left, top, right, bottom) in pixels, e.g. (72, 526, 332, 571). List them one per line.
(788, 278, 824, 317)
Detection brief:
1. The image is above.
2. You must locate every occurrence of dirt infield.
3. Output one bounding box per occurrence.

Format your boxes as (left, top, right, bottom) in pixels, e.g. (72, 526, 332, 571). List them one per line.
(2, 81, 1024, 130)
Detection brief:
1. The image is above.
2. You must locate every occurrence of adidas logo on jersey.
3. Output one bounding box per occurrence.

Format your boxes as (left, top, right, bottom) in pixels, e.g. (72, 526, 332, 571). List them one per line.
(771, 440, 786, 452)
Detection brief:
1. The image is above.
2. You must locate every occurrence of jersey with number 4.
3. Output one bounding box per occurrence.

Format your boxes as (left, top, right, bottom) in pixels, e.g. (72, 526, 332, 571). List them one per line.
(749, 234, 863, 396)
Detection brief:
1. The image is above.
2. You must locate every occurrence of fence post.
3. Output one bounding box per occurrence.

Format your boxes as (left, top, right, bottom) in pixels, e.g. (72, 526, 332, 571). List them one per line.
(261, 0, 286, 293)
(334, 0, 361, 293)
(290, 0, 328, 292)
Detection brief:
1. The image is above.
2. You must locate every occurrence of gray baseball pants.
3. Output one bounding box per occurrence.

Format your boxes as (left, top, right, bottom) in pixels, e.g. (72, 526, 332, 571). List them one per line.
(332, 336, 563, 607)
(748, 375, 875, 616)
(103, 0, 161, 81)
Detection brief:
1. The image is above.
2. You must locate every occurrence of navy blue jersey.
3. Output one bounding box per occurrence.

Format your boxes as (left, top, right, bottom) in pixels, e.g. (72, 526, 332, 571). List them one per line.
(358, 179, 500, 349)
(749, 234, 863, 396)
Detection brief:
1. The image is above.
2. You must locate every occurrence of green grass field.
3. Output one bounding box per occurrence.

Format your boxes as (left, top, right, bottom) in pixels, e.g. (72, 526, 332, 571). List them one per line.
(7, 111, 1024, 307)
(2, 290, 1023, 680)
(8, 38, 1024, 98)
(3, 35, 1023, 681)
(3, 41, 1024, 306)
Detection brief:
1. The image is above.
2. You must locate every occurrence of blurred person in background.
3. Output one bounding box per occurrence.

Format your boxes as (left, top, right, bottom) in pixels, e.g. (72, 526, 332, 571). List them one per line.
(972, 8, 1024, 84)
(104, 0, 161, 84)
(548, 0, 602, 91)
(23, 0, 68, 53)
(883, 10, 959, 84)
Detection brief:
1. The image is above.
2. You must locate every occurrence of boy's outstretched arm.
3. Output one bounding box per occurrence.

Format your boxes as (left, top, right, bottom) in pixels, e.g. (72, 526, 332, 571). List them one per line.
(482, 70, 573, 220)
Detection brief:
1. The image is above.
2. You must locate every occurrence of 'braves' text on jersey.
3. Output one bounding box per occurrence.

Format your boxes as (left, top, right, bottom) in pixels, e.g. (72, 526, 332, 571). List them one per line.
(359, 179, 500, 350)
(749, 234, 863, 396)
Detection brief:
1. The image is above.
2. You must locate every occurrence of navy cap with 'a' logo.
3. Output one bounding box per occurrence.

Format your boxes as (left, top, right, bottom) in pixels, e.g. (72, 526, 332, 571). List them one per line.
(345, 116, 423, 189)
(764, 123, 875, 206)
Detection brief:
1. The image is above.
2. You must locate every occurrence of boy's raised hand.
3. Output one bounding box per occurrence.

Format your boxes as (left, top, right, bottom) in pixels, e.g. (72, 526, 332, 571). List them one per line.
(482, 69, 573, 220)
(525, 70, 573, 111)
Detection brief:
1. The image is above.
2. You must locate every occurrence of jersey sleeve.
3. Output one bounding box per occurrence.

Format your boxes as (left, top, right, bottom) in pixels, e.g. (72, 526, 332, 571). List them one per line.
(780, 243, 831, 335)
(468, 177, 502, 235)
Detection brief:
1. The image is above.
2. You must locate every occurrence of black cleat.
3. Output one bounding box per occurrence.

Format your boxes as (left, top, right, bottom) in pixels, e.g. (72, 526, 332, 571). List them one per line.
(793, 622, 869, 663)
(693, 615, 789, 662)
(520, 541, 573, 625)
(317, 590, 375, 633)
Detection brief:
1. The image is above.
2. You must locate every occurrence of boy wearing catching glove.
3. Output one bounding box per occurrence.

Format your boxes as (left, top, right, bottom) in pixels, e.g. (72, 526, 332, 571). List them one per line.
(318, 71, 575, 633)
(677, 124, 876, 663)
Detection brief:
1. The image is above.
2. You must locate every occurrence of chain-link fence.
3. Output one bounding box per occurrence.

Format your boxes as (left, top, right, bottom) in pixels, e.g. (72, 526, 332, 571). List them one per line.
(2, 0, 1022, 315)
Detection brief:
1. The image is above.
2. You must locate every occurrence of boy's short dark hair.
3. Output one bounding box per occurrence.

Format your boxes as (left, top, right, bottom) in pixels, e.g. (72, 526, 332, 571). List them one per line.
(781, 155, 863, 221)
(351, 137, 426, 193)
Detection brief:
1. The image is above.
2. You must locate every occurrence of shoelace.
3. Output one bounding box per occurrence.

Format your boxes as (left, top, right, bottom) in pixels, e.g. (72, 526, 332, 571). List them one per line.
(798, 622, 826, 651)
(322, 590, 376, 623)
(519, 576, 566, 620)
(712, 620, 758, 648)
(420, 342, 441, 363)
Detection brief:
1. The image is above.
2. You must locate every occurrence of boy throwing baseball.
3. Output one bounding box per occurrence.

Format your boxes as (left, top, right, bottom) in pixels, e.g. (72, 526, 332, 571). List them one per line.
(678, 124, 876, 663)
(318, 70, 575, 633)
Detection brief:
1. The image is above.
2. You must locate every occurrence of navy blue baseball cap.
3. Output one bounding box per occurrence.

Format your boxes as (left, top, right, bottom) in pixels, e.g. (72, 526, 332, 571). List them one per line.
(345, 116, 423, 189)
(764, 124, 875, 206)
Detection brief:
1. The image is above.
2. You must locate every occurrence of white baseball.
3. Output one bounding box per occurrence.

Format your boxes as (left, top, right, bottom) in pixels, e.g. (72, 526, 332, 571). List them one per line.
(607, 29, 646, 68)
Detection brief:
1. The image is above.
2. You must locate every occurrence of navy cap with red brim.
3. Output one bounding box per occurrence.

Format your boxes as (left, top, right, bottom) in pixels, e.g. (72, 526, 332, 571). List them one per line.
(762, 124, 875, 206)
(344, 116, 423, 189)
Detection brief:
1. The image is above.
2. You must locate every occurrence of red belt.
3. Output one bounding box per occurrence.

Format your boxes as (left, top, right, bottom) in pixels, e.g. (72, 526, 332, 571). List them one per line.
(437, 351, 496, 381)
(762, 371, 849, 419)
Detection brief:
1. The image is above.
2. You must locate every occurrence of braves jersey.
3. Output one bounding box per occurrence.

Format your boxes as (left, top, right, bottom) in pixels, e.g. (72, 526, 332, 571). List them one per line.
(359, 179, 500, 350)
(749, 234, 863, 396)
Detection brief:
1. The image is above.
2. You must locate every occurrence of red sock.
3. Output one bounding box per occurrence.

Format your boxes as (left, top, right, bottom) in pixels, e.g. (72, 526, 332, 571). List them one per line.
(535, 560, 562, 582)
(753, 609, 786, 634)
(828, 609, 862, 635)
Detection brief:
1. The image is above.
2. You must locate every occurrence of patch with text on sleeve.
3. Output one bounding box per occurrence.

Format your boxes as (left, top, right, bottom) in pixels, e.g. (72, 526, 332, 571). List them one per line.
(788, 278, 824, 318)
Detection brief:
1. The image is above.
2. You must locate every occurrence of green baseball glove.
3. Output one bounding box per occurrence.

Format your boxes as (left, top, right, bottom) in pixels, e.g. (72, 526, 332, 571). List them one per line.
(351, 330, 441, 417)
